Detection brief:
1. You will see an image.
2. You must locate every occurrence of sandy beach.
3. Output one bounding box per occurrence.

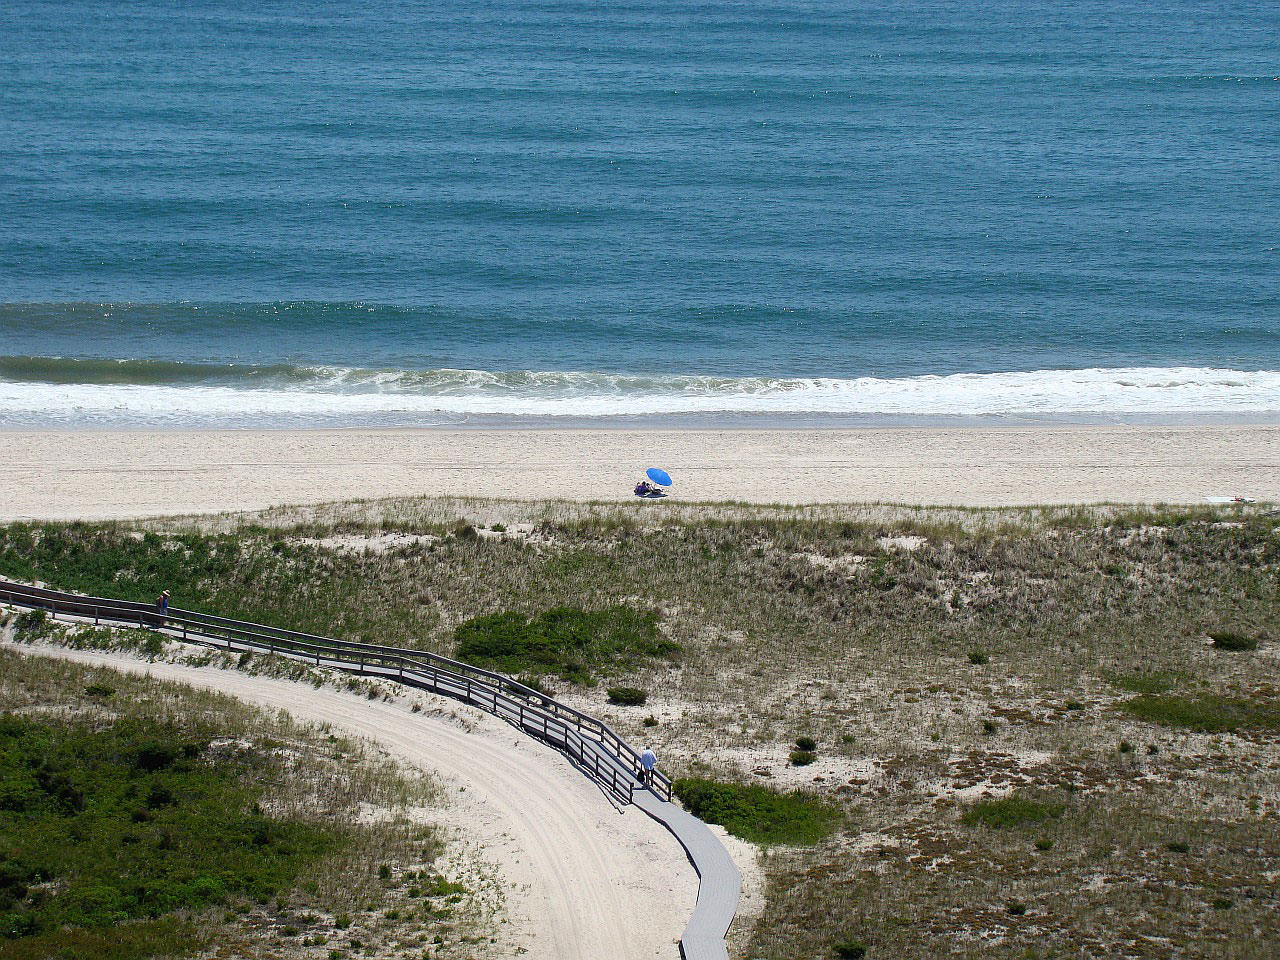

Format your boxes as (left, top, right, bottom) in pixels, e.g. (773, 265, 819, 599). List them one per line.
(2, 424, 1276, 521)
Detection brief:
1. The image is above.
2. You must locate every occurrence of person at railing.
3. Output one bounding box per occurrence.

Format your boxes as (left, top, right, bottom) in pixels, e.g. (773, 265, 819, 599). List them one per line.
(640, 745, 657, 788)
(156, 590, 170, 621)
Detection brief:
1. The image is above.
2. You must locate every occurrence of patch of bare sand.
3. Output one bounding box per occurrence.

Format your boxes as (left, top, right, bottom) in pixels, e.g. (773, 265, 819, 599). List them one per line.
(7, 642, 699, 960)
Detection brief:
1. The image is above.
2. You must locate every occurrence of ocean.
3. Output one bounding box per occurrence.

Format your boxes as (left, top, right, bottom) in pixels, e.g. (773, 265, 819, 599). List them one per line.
(1, 0, 1278, 427)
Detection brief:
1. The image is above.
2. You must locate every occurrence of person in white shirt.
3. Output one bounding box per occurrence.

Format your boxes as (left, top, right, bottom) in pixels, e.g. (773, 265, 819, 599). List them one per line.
(639, 746, 657, 787)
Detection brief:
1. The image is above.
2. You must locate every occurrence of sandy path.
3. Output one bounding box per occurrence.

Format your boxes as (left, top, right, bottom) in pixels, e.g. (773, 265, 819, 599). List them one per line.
(1, 424, 1277, 520)
(10, 642, 697, 960)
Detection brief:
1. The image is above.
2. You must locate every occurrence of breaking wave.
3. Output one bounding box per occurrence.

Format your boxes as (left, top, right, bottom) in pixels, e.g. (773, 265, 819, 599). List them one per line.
(2, 357, 1279, 426)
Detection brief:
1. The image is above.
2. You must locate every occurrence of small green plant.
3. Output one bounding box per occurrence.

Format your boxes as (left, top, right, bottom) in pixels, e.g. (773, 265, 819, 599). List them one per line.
(1034, 838, 1054, 851)
(643, 715, 658, 727)
(982, 719, 998, 735)
(790, 749, 817, 766)
(490, 523, 507, 533)
(1166, 841, 1190, 853)
(607, 686, 648, 706)
(84, 683, 115, 698)
(378, 864, 392, 880)
(14, 608, 49, 636)
(967, 650, 989, 665)
(795, 735, 818, 752)
(1210, 897, 1233, 910)
(1064, 700, 1084, 711)
(1118, 739, 1134, 753)
(962, 793, 1066, 829)
(282, 925, 300, 937)
(1006, 901, 1027, 916)
(833, 941, 867, 959)
(1209, 630, 1260, 652)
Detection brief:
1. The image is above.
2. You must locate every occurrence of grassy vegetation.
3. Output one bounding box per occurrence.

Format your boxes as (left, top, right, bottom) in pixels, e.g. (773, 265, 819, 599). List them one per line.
(4, 499, 1280, 958)
(454, 606, 676, 684)
(961, 792, 1067, 829)
(0, 649, 494, 960)
(1123, 694, 1280, 733)
(672, 778, 839, 846)
(1208, 630, 1261, 652)
(0, 715, 335, 942)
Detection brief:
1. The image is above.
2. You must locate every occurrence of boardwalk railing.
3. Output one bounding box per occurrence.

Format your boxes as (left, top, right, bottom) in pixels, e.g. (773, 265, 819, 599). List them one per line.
(0, 579, 672, 803)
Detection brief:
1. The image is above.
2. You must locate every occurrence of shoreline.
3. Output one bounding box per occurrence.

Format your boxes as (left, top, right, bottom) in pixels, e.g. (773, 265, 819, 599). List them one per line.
(5, 410, 1280, 433)
(4, 424, 1278, 520)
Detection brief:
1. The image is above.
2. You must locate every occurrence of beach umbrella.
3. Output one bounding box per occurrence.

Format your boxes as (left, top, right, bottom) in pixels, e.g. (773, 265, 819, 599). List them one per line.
(646, 467, 672, 487)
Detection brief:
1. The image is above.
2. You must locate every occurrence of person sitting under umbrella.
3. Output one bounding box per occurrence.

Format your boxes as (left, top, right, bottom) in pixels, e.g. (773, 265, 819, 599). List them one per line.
(634, 467, 671, 498)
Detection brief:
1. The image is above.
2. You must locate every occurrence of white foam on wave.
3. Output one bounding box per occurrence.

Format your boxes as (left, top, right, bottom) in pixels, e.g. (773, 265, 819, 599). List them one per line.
(3, 366, 1279, 425)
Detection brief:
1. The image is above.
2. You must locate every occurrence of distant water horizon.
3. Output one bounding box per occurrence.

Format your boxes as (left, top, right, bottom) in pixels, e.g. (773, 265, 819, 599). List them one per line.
(2, 1, 1278, 428)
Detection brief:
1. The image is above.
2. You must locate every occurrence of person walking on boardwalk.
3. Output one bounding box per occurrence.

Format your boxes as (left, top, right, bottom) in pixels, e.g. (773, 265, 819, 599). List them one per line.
(640, 746, 657, 788)
(156, 590, 170, 622)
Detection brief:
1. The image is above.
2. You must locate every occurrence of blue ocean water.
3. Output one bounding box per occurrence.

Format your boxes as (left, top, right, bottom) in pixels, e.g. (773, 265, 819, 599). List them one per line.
(1, 0, 1278, 425)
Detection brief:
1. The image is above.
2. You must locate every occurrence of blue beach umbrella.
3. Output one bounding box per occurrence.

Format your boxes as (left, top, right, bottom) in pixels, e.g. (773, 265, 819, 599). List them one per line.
(646, 467, 672, 487)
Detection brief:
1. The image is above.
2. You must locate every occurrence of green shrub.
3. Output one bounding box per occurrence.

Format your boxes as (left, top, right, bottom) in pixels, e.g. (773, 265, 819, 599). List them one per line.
(1123, 694, 1280, 733)
(1209, 630, 1260, 652)
(962, 793, 1065, 829)
(795, 736, 818, 752)
(673, 778, 839, 845)
(790, 750, 817, 766)
(606, 687, 647, 707)
(455, 607, 677, 683)
(967, 650, 989, 665)
(1007, 901, 1027, 916)
(1108, 673, 1176, 695)
(643, 715, 658, 727)
(0, 715, 338, 948)
(13, 609, 48, 637)
(833, 941, 867, 959)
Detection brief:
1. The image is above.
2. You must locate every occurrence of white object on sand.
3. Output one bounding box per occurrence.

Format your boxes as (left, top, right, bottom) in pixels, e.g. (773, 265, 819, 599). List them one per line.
(1205, 496, 1256, 504)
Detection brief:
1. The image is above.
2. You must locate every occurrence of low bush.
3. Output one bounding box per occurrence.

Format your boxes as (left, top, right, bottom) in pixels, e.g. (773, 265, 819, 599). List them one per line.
(13, 609, 48, 637)
(967, 650, 989, 665)
(962, 793, 1066, 829)
(833, 940, 867, 959)
(454, 606, 677, 684)
(790, 750, 817, 766)
(606, 687, 647, 707)
(1108, 673, 1177, 695)
(795, 736, 818, 752)
(0, 715, 339, 950)
(1123, 694, 1280, 733)
(673, 778, 839, 845)
(1209, 630, 1260, 652)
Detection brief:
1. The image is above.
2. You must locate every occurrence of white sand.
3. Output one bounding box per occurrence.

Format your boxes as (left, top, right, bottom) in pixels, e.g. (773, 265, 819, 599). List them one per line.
(1, 425, 1276, 520)
(8, 642, 699, 960)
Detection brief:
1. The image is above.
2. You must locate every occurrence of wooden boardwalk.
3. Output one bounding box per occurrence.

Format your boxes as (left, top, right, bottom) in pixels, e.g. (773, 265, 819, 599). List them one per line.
(633, 788, 742, 960)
